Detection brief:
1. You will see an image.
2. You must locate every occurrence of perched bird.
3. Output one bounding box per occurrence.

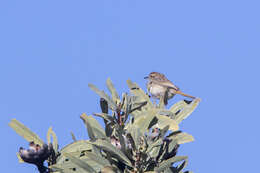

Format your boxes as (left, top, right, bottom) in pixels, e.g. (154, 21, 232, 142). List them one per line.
(144, 72, 195, 105)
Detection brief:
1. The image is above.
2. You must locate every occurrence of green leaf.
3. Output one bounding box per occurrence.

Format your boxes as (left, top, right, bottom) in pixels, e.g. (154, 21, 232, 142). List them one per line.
(129, 127, 142, 150)
(132, 108, 158, 134)
(60, 140, 92, 154)
(92, 145, 102, 157)
(117, 129, 126, 152)
(169, 100, 187, 114)
(129, 101, 148, 115)
(93, 113, 116, 123)
(50, 162, 87, 173)
(167, 140, 178, 155)
(164, 168, 173, 173)
(84, 151, 110, 167)
(101, 166, 120, 173)
(55, 155, 103, 172)
(148, 144, 162, 158)
(168, 132, 194, 145)
(49, 165, 74, 173)
(106, 78, 120, 104)
(80, 113, 106, 139)
(9, 119, 44, 146)
(63, 153, 97, 173)
(88, 83, 117, 111)
(126, 109, 156, 137)
(126, 79, 153, 108)
(155, 156, 187, 172)
(86, 139, 132, 167)
(156, 115, 179, 131)
(147, 138, 163, 154)
(176, 160, 188, 172)
(174, 98, 201, 124)
(47, 127, 58, 153)
(159, 125, 169, 138)
(158, 110, 175, 118)
(158, 96, 165, 109)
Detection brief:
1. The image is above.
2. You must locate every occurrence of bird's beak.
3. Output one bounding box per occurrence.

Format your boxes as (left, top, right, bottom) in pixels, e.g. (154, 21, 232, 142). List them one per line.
(144, 76, 148, 79)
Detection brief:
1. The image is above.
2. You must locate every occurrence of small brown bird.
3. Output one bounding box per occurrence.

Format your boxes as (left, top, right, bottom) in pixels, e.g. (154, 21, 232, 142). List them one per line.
(144, 72, 195, 105)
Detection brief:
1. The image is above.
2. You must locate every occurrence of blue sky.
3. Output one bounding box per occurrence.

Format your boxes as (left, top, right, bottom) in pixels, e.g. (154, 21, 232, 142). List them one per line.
(1, 0, 259, 172)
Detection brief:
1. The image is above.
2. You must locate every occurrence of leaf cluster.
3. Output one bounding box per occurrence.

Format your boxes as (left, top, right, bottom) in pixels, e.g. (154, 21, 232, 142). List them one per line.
(9, 78, 200, 173)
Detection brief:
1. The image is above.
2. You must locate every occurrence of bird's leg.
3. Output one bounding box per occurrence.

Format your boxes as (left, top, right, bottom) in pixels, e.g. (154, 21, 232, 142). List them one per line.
(163, 88, 169, 105)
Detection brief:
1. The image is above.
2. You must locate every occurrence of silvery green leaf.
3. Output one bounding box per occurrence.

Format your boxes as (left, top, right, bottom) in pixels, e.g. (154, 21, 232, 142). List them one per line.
(49, 164, 74, 173)
(84, 151, 110, 166)
(155, 156, 187, 172)
(158, 110, 175, 118)
(101, 166, 120, 173)
(129, 101, 148, 114)
(126, 80, 152, 108)
(106, 78, 120, 104)
(117, 130, 126, 152)
(176, 159, 188, 172)
(63, 153, 96, 173)
(158, 95, 165, 109)
(129, 128, 142, 150)
(47, 126, 58, 153)
(148, 144, 161, 158)
(156, 115, 179, 131)
(9, 119, 44, 146)
(132, 108, 158, 134)
(147, 138, 163, 153)
(174, 98, 200, 124)
(169, 100, 187, 114)
(93, 113, 116, 123)
(170, 140, 178, 154)
(85, 139, 132, 167)
(59, 140, 92, 155)
(88, 83, 117, 111)
(167, 132, 194, 145)
(80, 113, 106, 139)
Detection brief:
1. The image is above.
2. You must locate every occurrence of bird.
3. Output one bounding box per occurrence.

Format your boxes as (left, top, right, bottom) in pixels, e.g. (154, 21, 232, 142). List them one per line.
(144, 72, 195, 105)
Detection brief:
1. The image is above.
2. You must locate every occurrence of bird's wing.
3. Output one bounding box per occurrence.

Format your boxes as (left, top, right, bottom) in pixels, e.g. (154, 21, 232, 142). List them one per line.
(152, 80, 179, 90)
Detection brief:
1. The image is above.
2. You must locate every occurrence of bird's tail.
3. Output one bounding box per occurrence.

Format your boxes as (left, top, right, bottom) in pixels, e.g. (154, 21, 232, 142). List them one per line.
(175, 90, 196, 99)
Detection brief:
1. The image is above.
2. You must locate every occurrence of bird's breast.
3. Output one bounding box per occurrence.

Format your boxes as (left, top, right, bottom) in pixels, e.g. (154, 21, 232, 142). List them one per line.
(149, 84, 166, 98)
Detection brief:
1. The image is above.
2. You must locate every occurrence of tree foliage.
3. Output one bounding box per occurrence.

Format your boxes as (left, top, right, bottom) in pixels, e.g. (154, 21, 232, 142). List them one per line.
(9, 78, 200, 173)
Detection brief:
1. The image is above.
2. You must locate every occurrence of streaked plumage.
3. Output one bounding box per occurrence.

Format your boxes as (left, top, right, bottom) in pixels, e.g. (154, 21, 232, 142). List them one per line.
(145, 72, 195, 104)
